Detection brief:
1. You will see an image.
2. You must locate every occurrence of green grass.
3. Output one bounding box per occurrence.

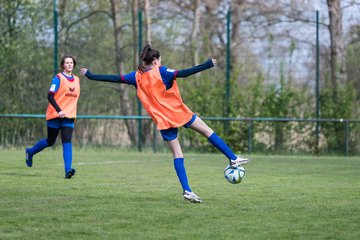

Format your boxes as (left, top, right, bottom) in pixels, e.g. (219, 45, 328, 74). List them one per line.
(1, 148, 359, 240)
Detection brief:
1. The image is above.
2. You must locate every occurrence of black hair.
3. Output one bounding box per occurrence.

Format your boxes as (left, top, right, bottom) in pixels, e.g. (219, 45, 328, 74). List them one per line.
(60, 55, 77, 70)
(138, 43, 160, 73)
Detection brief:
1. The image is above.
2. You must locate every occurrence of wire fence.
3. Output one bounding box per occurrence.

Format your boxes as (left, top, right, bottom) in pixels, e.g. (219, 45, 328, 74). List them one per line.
(1, 114, 359, 156)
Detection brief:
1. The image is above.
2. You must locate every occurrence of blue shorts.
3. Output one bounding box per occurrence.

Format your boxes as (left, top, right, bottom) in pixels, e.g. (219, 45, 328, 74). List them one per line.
(47, 118, 75, 129)
(160, 114, 197, 141)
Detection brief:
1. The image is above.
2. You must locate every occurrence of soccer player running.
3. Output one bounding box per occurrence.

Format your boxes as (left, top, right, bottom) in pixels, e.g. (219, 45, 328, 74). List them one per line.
(80, 44, 250, 202)
(26, 56, 80, 179)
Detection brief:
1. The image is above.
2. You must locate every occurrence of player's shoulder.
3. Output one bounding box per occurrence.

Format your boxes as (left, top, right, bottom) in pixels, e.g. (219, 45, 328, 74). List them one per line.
(160, 65, 176, 73)
(52, 74, 61, 82)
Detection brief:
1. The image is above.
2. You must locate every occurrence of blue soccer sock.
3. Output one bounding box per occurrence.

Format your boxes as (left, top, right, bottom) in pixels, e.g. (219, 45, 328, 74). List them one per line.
(27, 138, 49, 156)
(208, 132, 237, 160)
(62, 142, 72, 173)
(174, 158, 192, 192)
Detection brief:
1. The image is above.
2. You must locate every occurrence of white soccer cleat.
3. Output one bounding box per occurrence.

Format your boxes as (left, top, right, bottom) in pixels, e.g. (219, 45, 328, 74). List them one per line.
(230, 155, 251, 168)
(183, 190, 203, 203)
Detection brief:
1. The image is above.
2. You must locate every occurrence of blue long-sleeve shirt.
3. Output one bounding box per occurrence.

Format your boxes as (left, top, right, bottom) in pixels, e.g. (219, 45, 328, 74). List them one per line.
(85, 58, 215, 90)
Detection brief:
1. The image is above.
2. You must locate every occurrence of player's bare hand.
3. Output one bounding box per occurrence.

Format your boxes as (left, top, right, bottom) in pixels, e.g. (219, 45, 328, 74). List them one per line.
(211, 58, 217, 66)
(58, 111, 65, 118)
(80, 68, 88, 76)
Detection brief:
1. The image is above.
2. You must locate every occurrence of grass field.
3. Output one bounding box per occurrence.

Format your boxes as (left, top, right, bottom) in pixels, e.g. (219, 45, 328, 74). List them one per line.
(1, 148, 359, 240)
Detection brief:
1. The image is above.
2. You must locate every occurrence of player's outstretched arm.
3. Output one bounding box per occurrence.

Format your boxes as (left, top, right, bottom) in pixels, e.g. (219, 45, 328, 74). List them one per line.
(176, 58, 216, 78)
(80, 68, 122, 83)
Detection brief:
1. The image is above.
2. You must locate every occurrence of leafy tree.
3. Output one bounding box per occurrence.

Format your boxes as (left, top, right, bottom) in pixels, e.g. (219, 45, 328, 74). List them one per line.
(320, 83, 356, 154)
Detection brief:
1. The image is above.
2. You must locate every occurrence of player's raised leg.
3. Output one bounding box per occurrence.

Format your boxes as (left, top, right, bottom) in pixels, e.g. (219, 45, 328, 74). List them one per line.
(25, 127, 59, 167)
(188, 116, 250, 167)
(26, 139, 48, 167)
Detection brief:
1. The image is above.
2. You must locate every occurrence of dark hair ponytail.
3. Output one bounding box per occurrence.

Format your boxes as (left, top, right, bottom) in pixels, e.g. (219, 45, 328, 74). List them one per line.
(138, 43, 160, 73)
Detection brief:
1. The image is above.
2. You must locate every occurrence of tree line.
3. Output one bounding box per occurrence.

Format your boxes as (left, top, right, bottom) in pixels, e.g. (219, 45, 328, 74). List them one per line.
(0, 0, 359, 154)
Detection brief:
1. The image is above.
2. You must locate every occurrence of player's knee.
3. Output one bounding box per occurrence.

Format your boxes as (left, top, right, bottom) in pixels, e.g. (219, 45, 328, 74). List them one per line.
(46, 138, 56, 146)
(205, 129, 214, 138)
(61, 136, 72, 143)
(199, 128, 213, 138)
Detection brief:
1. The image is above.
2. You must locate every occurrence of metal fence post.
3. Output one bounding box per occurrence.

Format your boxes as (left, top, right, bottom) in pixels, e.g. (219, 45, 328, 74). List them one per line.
(137, 10, 143, 152)
(315, 10, 320, 154)
(224, 9, 231, 134)
(53, 0, 58, 75)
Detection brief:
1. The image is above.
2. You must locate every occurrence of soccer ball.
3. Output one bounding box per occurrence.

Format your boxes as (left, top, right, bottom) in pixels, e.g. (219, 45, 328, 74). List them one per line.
(224, 165, 245, 184)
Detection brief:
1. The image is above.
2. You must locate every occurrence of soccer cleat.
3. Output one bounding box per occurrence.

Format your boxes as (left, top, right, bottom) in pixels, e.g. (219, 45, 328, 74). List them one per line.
(25, 148, 33, 167)
(230, 155, 251, 168)
(65, 168, 76, 179)
(183, 190, 203, 203)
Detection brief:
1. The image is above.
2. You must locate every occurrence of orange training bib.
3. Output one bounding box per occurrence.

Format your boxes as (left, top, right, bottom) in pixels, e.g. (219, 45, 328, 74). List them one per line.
(136, 67, 193, 130)
(46, 73, 80, 120)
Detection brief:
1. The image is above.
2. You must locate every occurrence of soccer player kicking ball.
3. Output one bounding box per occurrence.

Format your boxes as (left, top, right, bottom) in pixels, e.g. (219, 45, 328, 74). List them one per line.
(80, 44, 250, 202)
(26, 56, 80, 179)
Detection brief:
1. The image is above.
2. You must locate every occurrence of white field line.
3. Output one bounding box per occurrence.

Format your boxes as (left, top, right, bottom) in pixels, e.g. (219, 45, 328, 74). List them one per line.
(58, 159, 164, 166)
(78, 161, 134, 165)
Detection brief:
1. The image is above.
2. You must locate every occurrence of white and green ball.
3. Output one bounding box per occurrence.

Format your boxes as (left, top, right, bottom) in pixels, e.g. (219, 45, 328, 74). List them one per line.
(224, 165, 245, 184)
